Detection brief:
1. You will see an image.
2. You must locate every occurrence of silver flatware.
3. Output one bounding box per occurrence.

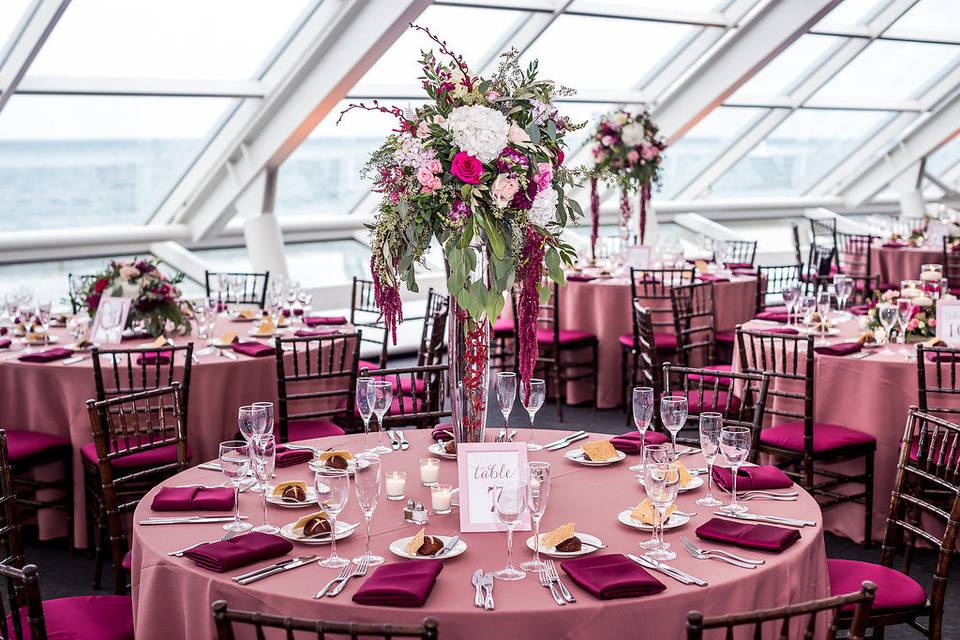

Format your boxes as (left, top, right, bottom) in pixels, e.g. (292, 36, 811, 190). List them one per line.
(543, 431, 587, 449)
(546, 560, 575, 603)
(434, 536, 460, 558)
(315, 563, 352, 599)
(738, 493, 798, 502)
(674, 510, 698, 518)
(388, 430, 401, 451)
(740, 489, 799, 497)
(507, 429, 517, 442)
(471, 569, 484, 608)
(539, 565, 566, 605)
(680, 537, 763, 565)
(397, 430, 410, 450)
(482, 572, 495, 610)
(220, 349, 239, 360)
(628, 554, 693, 585)
(282, 443, 323, 455)
(198, 462, 221, 471)
(233, 557, 301, 582)
(63, 356, 86, 365)
(329, 557, 369, 597)
(680, 537, 757, 569)
(579, 539, 608, 550)
(545, 433, 589, 451)
(235, 555, 317, 585)
(168, 529, 238, 557)
(716, 511, 816, 528)
(496, 429, 506, 443)
(139, 516, 246, 525)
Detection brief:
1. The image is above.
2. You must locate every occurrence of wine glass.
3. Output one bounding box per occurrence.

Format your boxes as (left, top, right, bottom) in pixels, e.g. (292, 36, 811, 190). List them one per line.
(238, 405, 269, 490)
(630, 387, 654, 473)
(315, 467, 350, 568)
(369, 381, 393, 455)
(194, 305, 209, 340)
(35, 300, 52, 337)
(496, 372, 516, 439)
(251, 401, 274, 436)
(814, 288, 832, 346)
(877, 303, 898, 355)
(799, 295, 816, 326)
(219, 441, 252, 533)
(250, 434, 279, 534)
(356, 377, 375, 451)
(520, 462, 550, 572)
(696, 413, 724, 507)
(638, 444, 671, 550)
(781, 285, 799, 326)
(493, 480, 528, 581)
(896, 298, 913, 346)
(642, 462, 681, 561)
(521, 379, 546, 451)
(834, 275, 852, 318)
(352, 453, 384, 566)
(659, 395, 688, 459)
(718, 426, 752, 514)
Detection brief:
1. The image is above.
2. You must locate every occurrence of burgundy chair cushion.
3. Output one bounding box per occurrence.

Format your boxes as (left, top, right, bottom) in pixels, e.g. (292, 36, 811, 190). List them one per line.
(358, 360, 380, 373)
(618, 332, 677, 354)
(4, 430, 69, 462)
(493, 317, 514, 336)
(536, 329, 595, 346)
(715, 330, 736, 344)
(677, 390, 741, 415)
(285, 420, 346, 441)
(7, 594, 134, 640)
(393, 376, 425, 395)
(827, 559, 926, 611)
(759, 421, 875, 454)
(80, 442, 190, 470)
(687, 364, 733, 386)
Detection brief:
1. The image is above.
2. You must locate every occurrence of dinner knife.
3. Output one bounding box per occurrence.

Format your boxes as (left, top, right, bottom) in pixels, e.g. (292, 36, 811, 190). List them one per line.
(628, 554, 692, 585)
(234, 556, 318, 586)
(717, 511, 816, 528)
(433, 536, 460, 558)
(482, 572, 495, 611)
(232, 557, 303, 582)
(629, 554, 707, 587)
(139, 516, 245, 525)
(471, 569, 484, 608)
(543, 431, 587, 449)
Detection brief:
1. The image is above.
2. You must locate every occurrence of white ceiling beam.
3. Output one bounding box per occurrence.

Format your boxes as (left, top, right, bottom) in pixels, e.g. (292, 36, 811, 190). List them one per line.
(0, 0, 71, 113)
(346, 84, 644, 104)
(148, 241, 209, 284)
(15, 76, 265, 98)
(434, 0, 730, 26)
(0, 224, 191, 254)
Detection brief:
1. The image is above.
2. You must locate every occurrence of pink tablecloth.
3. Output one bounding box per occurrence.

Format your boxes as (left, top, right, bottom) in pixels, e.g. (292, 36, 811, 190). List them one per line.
(0, 317, 350, 546)
(870, 246, 941, 286)
(560, 275, 757, 407)
(131, 429, 828, 640)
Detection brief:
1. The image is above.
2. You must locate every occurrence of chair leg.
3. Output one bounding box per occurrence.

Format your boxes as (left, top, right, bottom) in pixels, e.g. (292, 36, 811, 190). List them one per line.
(554, 359, 564, 423)
(92, 518, 107, 590)
(864, 447, 875, 549)
(592, 342, 599, 411)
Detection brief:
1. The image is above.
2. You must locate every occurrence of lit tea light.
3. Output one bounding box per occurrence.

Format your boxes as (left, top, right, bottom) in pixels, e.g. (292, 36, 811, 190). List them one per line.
(419, 458, 440, 486)
(431, 483, 454, 514)
(385, 471, 406, 501)
(920, 264, 943, 282)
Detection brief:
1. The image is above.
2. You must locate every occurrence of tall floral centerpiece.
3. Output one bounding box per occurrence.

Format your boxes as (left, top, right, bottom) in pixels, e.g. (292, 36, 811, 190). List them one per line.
(78, 259, 192, 337)
(343, 25, 583, 443)
(589, 109, 665, 255)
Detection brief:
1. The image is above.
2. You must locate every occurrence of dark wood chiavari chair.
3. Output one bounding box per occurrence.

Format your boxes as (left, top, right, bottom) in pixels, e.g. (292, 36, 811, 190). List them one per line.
(274, 332, 360, 443)
(669, 282, 726, 369)
(813, 274, 879, 306)
(490, 315, 515, 373)
(204, 270, 270, 308)
(810, 217, 838, 248)
(829, 409, 960, 639)
(351, 277, 390, 370)
(792, 222, 805, 272)
(917, 344, 960, 419)
(622, 301, 662, 425)
(86, 384, 190, 594)
(736, 326, 876, 543)
(66, 273, 96, 314)
(415, 289, 448, 370)
(756, 264, 801, 314)
(359, 364, 450, 430)
(837, 231, 875, 279)
(211, 601, 439, 640)
(686, 581, 876, 640)
(802, 243, 838, 287)
(942, 236, 960, 294)
(661, 363, 769, 439)
(721, 239, 758, 267)
(620, 267, 694, 371)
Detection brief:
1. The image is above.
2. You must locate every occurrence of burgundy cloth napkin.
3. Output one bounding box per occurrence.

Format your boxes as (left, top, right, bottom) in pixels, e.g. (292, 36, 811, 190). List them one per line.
(814, 342, 862, 357)
(882, 241, 906, 249)
(275, 446, 314, 468)
(305, 316, 347, 326)
(849, 305, 871, 316)
(759, 327, 799, 335)
(732, 269, 758, 276)
(294, 328, 337, 338)
(696, 518, 801, 552)
(352, 560, 443, 607)
(137, 351, 171, 365)
(183, 532, 292, 572)
(697, 273, 729, 282)
(232, 341, 276, 358)
(150, 486, 234, 511)
(755, 310, 789, 323)
(560, 554, 666, 600)
(724, 262, 753, 270)
(0, 338, 10, 349)
(432, 424, 454, 441)
(567, 274, 597, 282)
(18, 348, 73, 363)
(712, 465, 793, 492)
(611, 430, 669, 454)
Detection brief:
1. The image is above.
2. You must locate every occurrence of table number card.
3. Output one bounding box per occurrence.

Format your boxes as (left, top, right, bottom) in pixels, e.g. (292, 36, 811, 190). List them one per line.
(936, 299, 960, 345)
(624, 245, 652, 269)
(457, 442, 531, 533)
(927, 222, 948, 249)
(90, 295, 131, 344)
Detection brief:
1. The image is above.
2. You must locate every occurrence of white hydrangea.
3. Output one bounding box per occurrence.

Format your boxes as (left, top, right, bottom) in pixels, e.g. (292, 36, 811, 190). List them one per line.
(528, 187, 559, 227)
(446, 105, 510, 163)
(621, 122, 646, 147)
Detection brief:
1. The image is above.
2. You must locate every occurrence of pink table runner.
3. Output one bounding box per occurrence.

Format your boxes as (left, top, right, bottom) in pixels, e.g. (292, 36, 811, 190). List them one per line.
(131, 429, 828, 640)
(870, 246, 941, 286)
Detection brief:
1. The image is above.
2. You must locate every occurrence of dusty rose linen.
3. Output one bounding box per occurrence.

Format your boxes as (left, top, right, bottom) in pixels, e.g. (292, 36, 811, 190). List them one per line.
(231, 341, 275, 357)
(870, 246, 941, 286)
(183, 532, 292, 572)
(304, 316, 348, 326)
(813, 342, 861, 356)
(712, 466, 793, 492)
(18, 348, 73, 363)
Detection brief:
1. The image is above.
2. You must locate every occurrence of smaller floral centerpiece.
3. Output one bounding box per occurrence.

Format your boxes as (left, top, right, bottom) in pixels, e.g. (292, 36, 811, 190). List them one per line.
(588, 109, 666, 256)
(78, 259, 192, 337)
(859, 288, 943, 342)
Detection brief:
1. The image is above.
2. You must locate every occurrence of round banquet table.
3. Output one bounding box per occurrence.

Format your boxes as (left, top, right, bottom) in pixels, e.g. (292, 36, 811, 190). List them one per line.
(870, 245, 942, 286)
(131, 429, 828, 640)
(0, 316, 349, 546)
(560, 273, 757, 408)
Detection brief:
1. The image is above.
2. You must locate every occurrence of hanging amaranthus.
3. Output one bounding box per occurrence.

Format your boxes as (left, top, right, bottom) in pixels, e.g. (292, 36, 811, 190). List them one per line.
(590, 177, 599, 260)
(370, 255, 403, 345)
(619, 188, 632, 240)
(639, 182, 651, 245)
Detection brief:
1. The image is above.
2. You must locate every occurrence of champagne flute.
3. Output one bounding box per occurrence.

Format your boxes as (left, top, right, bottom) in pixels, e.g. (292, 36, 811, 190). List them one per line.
(356, 377, 375, 452)
(630, 386, 654, 474)
(238, 405, 269, 491)
(896, 297, 913, 346)
(252, 401, 274, 436)
(493, 480, 528, 581)
(877, 303, 898, 355)
(799, 295, 816, 326)
(496, 372, 517, 439)
(35, 300, 52, 338)
(219, 441, 252, 532)
(815, 288, 832, 346)
(696, 413, 723, 507)
(315, 468, 350, 568)
(352, 453, 384, 566)
(638, 444, 671, 550)
(781, 285, 799, 326)
(718, 426, 752, 514)
(643, 462, 681, 561)
(521, 379, 546, 451)
(659, 395, 688, 459)
(369, 381, 393, 455)
(834, 275, 852, 318)
(250, 434, 279, 534)
(520, 462, 550, 572)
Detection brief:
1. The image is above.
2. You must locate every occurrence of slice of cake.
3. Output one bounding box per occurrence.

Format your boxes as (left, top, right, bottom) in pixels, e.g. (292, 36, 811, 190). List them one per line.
(630, 498, 677, 525)
(404, 528, 444, 556)
(294, 512, 331, 537)
(318, 450, 352, 470)
(237, 308, 258, 320)
(256, 317, 275, 335)
(677, 462, 693, 488)
(540, 522, 580, 551)
(272, 481, 307, 502)
(406, 528, 427, 555)
(582, 440, 618, 462)
(219, 331, 239, 344)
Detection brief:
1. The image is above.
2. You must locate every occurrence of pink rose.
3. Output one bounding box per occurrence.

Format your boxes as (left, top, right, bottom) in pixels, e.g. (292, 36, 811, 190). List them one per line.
(421, 175, 442, 194)
(930, 318, 937, 327)
(507, 123, 530, 144)
(416, 121, 432, 139)
(601, 135, 614, 147)
(427, 159, 442, 174)
(535, 162, 553, 193)
(451, 151, 484, 184)
(641, 144, 659, 161)
(907, 318, 920, 331)
(626, 150, 640, 166)
(594, 150, 607, 163)
(416, 167, 434, 187)
(491, 174, 520, 207)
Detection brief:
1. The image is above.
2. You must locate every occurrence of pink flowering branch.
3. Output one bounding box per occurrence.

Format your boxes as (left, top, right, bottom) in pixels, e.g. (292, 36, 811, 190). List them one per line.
(337, 100, 413, 133)
(408, 23, 472, 87)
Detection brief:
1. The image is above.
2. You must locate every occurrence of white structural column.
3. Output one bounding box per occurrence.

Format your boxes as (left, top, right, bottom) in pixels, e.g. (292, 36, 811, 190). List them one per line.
(239, 168, 289, 277)
(890, 160, 927, 218)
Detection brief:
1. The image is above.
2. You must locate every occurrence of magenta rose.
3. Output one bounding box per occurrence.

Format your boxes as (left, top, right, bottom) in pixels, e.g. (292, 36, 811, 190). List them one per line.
(451, 151, 484, 185)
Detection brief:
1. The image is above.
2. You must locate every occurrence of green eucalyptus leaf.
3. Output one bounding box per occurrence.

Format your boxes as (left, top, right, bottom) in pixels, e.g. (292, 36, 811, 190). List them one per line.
(526, 123, 541, 144)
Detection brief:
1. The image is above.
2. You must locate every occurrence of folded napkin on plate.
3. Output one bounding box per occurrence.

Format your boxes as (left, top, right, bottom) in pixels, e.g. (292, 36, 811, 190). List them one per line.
(611, 430, 670, 454)
(18, 348, 73, 363)
(294, 328, 337, 338)
(882, 241, 906, 249)
(183, 532, 292, 572)
(352, 560, 443, 607)
(697, 273, 729, 282)
(0, 338, 10, 349)
(304, 316, 348, 326)
(755, 310, 788, 323)
(567, 274, 597, 282)
(560, 554, 666, 600)
(813, 342, 861, 357)
(231, 341, 276, 358)
(431, 425, 454, 441)
(696, 518, 801, 552)
(137, 351, 171, 365)
(848, 305, 871, 316)
(724, 262, 753, 270)
(732, 269, 758, 276)
(275, 446, 314, 468)
(150, 486, 234, 511)
(759, 327, 799, 335)
(712, 465, 794, 492)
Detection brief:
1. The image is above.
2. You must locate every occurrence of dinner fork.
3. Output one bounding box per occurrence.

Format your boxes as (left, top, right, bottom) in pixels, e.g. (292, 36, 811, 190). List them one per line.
(314, 562, 352, 599)
(539, 565, 566, 606)
(329, 557, 369, 597)
(680, 537, 764, 566)
(396, 430, 410, 450)
(388, 431, 401, 451)
(546, 560, 575, 603)
(737, 492, 798, 502)
(680, 537, 757, 569)
(168, 529, 238, 557)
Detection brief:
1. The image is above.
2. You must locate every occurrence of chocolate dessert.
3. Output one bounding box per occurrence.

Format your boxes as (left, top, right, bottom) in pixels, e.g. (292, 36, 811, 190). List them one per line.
(303, 516, 332, 537)
(281, 484, 307, 502)
(554, 536, 582, 552)
(326, 454, 349, 470)
(416, 535, 444, 556)
(443, 440, 457, 455)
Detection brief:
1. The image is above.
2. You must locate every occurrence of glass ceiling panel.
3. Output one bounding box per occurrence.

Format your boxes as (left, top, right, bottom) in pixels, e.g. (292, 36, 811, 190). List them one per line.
(886, 0, 960, 41)
(521, 15, 701, 92)
(354, 5, 526, 92)
(568, 0, 730, 12)
(709, 109, 894, 198)
(926, 134, 960, 177)
(810, 40, 960, 103)
(814, 0, 888, 28)
(729, 35, 841, 99)
(27, 0, 312, 80)
(0, 95, 232, 232)
(0, 0, 31, 63)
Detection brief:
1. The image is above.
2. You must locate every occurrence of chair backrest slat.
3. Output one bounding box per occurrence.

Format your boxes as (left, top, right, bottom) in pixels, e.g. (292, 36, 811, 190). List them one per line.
(756, 265, 800, 314)
(359, 364, 450, 430)
(722, 240, 758, 267)
(670, 282, 717, 367)
(351, 277, 390, 369)
(204, 270, 270, 308)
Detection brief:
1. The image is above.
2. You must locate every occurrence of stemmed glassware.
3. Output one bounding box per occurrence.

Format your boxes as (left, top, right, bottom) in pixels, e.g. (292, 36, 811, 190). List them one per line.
(496, 372, 516, 438)
(493, 480, 528, 581)
(659, 395, 688, 459)
(352, 453, 384, 566)
(642, 462, 681, 561)
(834, 275, 853, 319)
(718, 426, 752, 514)
(877, 303, 898, 355)
(250, 434, 279, 533)
(369, 381, 394, 455)
(521, 379, 546, 451)
(219, 440, 252, 532)
(631, 387, 654, 473)
(696, 413, 724, 507)
(799, 295, 816, 326)
(638, 444, 671, 550)
(782, 285, 800, 326)
(520, 462, 551, 572)
(896, 297, 913, 346)
(237, 405, 270, 490)
(315, 467, 350, 568)
(356, 377, 375, 451)
(35, 300, 52, 338)
(815, 288, 832, 346)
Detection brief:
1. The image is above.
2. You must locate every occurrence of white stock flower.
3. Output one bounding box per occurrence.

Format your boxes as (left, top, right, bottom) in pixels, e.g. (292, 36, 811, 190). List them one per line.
(447, 105, 509, 163)
(621, 122, 646, 147)
(528, 187, 559, 227)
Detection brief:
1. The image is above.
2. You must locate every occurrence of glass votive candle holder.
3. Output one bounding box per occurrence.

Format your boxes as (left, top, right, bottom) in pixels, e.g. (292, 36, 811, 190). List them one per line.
(419, 458, 440, 486)
(431, 483, 454, 515)
(921, 264, 943, 282)
(385, 471, 406, 501)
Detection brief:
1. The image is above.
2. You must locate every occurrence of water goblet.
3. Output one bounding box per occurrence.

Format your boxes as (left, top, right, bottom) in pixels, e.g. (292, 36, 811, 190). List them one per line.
(250, 434, 279, 533)
(238, 405, 269, 490)
(521, 379, 546, 451)
(782, 285, 799, 326)
(219, 440, 252, 532)
(834, 275, 853, 318)
(496, 372, 516, 438)
(369, 381, 394, 455)
(696, 413, 724, 507)
(493, 480, 528, 581)
(630, 386, 654, 474)
(659, 395, 688, 459)
(799, 295, 816, 326)
(896, 297, 913, 346)
(356, 377, 375, 451)
(642, 462, 681, 561)
(877, 303, 898, 355)
(718, 426, 752, 514)
(194, 305, 209, 339)
(815, 288, 832, 346)
(637, 444, 671, 550)
(520, 462, 551, 572)
(315, 467, 350, 568)
(352, 453, 384, 566)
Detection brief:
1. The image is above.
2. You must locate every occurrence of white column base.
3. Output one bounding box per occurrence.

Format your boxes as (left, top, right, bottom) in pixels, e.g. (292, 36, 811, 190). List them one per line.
(899, 189, 926, 218)
(243, 214, 289, 278)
